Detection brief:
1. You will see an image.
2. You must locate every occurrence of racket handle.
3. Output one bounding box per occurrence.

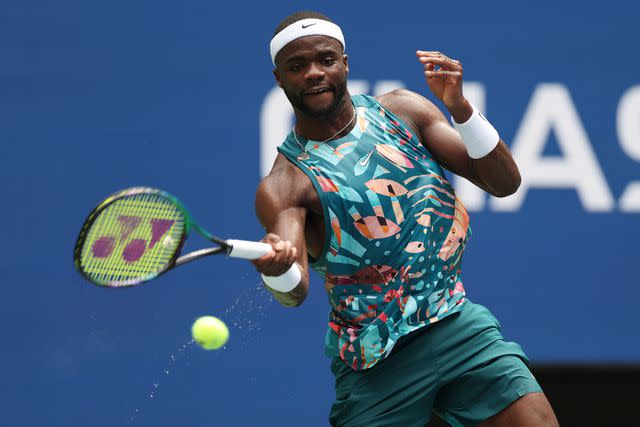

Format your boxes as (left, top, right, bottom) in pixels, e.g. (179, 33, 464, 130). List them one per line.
(226, 239, 301, 292)
(226, 239, 272, 259)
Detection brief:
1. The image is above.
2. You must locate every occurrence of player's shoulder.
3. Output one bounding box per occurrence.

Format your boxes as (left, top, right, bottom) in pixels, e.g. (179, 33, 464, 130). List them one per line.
(375, 89, 443, 132)
(263, 153, 307, 184)
(375, 88, 422, 103)
(376, 89, 439, 117)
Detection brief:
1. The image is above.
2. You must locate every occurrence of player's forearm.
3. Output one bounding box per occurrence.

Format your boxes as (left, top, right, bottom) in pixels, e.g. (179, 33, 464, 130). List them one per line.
(471, 142, 521, 197)
(448, 100, 521, 197)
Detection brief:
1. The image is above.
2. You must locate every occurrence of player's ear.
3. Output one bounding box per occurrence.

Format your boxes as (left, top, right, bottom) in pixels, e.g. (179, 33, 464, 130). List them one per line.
(273, 68, 283, 88)
(343, 54, 349, 76)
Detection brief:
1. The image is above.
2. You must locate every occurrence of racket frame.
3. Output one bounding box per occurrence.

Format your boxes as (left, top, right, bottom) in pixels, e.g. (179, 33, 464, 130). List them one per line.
(74, 187, 231, 287)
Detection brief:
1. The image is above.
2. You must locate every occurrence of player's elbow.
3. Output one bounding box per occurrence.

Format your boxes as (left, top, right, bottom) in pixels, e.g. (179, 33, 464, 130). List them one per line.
(282, 298, 305, 308)
(494, 179, 521, 197)
(271, 280, 309, 308)
(286, 287, 309, 307)
(275, 293, 307, 308)
(491, 170, 521, 198)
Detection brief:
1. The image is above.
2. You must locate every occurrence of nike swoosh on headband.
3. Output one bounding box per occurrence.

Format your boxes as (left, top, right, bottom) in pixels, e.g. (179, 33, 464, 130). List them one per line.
(270, 19, 345, 66)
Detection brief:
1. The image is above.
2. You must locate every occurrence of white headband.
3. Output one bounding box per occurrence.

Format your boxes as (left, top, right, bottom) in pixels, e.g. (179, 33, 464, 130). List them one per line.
(270, 18, 345, 66)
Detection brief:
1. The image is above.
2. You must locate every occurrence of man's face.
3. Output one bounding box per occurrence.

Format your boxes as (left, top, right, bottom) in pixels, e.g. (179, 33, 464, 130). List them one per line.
(274, 36, 349, 118)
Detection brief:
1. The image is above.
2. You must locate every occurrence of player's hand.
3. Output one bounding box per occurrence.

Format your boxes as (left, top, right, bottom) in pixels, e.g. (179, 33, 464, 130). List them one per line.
(251, 233, 298, 277)
(416, 50, 466, 111)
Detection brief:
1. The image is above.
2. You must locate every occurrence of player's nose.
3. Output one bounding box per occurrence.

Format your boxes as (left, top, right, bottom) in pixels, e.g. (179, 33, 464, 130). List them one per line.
(304, 61, 325, 80)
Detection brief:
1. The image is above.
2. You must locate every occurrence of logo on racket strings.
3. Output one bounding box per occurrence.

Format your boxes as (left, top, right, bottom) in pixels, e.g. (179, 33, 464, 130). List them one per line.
(90, 215, 176, 263)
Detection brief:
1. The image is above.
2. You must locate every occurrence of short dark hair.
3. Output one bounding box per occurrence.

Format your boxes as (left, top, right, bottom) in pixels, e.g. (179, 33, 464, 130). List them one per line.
(273, 11, 333, 37)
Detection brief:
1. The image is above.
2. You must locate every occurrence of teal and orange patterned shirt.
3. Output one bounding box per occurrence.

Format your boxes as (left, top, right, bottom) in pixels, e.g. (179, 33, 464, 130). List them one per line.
(278, 94, 470, 371)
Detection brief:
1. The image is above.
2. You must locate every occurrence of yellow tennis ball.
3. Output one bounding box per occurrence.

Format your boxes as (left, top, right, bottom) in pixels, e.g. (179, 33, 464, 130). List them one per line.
(191, 316, 229, 350)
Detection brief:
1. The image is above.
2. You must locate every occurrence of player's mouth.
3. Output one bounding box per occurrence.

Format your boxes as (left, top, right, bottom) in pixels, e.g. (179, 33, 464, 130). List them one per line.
(305, 87, 332, 97)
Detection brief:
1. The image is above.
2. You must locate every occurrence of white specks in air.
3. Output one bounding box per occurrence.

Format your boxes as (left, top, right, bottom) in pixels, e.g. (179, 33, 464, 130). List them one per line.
(128, 337, 195, 424)
(129, 280, 274, 424)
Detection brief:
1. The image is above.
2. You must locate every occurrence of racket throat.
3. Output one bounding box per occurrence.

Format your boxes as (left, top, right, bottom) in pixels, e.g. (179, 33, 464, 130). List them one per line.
(174, 247, 227, 267)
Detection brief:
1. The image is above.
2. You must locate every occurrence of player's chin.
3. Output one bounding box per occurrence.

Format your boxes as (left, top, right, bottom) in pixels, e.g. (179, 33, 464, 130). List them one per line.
(302, 92, 337, 116)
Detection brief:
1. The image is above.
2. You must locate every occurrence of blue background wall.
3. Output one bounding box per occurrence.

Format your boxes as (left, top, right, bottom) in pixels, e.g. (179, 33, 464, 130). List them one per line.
(1, 0, 638, 425)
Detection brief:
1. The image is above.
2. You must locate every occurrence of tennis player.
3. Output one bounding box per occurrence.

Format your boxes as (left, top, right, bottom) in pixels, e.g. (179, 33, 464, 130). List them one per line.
(253, 11, 559, 427)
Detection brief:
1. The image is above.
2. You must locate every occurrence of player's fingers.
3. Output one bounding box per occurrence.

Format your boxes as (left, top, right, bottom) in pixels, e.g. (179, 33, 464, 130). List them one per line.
(424, 63, 436, 76)
(280, 241, 297, 274)
(252, 233, 280, 267)
(262, 233, 280, 242)
(262, 261, 290, 277)
(273, 240, 285, 252)
(419, 56, 462, 70)
(251, 250, 277, 270)
(258, 257, 283, 276)
(261, 233, 283, 250)
(417, 50, 450, 61)
(424, 67, 438, 83)
(416, 50, 458, 61)
(283, 242, 297, 267)
(279, 240, 292, 262)
(255, 247, 277, 263)
(261, 240, 294, 276)
(417, 50, 444, 55)
(425, 70, 462, 77)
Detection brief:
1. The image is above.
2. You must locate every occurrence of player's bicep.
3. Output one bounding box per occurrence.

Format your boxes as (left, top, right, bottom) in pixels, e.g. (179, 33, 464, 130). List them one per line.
(380, 90, 481, 185)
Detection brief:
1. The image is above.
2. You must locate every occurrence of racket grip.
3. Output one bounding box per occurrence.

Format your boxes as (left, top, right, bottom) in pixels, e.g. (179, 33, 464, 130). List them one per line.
(226, 239, 301, 292)
(226, 239, 272, 260)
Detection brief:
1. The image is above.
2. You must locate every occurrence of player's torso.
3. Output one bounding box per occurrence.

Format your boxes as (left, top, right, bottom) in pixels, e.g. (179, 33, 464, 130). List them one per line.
(278, 94, 471, 370)
(299, 96, 421, 259)
(287, 95, 470, 270)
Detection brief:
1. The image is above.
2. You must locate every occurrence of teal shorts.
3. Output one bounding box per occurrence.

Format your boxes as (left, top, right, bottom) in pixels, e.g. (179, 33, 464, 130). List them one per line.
(329, 301, 542, 427)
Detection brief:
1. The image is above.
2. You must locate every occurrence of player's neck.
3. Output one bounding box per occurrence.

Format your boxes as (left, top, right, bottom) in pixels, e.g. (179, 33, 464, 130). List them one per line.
(294, 96, 355, 142)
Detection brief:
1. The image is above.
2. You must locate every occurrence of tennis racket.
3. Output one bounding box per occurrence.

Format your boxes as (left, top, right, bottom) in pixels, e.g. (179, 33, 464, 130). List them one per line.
(73, 187, 295, 288)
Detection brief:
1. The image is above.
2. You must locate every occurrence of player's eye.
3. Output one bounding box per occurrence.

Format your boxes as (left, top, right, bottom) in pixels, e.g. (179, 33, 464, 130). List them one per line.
(289, 64, 302, 72)
(322, 57, 335, 66)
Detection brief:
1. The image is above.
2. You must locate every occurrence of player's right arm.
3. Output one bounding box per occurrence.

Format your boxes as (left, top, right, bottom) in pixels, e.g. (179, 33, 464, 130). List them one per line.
(253, 154, 311, 307)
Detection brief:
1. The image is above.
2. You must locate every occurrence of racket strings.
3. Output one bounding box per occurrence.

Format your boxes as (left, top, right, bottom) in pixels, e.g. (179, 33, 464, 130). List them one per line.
(89, 196, 182, 284)
(79, 193, 185, 286)
(114, 194, 184, 281)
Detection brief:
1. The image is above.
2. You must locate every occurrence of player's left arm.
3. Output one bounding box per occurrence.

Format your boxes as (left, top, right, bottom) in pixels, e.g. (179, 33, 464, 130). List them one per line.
(382, 51, 521, 197)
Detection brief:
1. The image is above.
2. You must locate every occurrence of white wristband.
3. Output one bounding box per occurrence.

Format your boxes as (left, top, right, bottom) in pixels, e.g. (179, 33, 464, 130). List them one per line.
(452, 104, 500, 159)
(261, 264, 302, 293)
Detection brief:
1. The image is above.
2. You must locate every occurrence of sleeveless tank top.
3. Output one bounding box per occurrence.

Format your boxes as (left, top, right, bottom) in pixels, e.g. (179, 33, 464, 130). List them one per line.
(277, 94, 471, 371)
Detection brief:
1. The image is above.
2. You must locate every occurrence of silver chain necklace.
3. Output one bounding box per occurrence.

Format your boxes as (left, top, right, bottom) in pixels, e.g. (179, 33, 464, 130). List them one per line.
(292, 106, 357, 161)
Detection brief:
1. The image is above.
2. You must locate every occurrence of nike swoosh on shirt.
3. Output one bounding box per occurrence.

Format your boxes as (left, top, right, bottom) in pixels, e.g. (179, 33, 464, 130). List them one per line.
(359, 149, 375, 166)
(302, 23, 317, 29)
